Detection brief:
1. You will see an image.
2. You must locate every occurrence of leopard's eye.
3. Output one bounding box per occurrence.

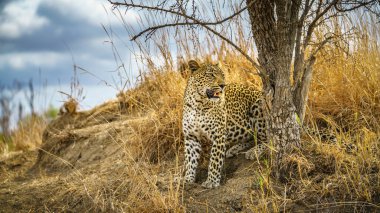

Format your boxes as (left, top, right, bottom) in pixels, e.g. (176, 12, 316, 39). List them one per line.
(205, 73, 210, 77)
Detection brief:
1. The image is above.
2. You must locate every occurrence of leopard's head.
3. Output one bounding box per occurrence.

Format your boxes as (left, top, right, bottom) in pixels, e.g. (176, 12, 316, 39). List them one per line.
(186, 60, 226, 102)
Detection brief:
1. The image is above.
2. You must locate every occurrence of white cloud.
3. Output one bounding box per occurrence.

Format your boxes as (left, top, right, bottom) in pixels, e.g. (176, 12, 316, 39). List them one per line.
(42, 0, 139, 26)
(0, 0, 139, 40)
(0, 0, 49, 39)
(0, 51, 67, 70)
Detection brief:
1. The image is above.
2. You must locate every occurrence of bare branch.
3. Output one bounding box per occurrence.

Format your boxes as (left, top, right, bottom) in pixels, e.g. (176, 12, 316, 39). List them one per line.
(109, 0, 263, 74)
(335, 0, 378, 13)
(303, 0, 339, 48)
(307, 36, 334, 62)
(307, 26, 356, 62)
(293, 0, 313, 83)
(200, 23, 263, 76)
(299, 0, 314, 22)
(109, 0, 252, 27)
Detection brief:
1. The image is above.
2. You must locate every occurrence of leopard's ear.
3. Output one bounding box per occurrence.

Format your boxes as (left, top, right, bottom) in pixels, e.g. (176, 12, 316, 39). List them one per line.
(188, 60, 200, 72)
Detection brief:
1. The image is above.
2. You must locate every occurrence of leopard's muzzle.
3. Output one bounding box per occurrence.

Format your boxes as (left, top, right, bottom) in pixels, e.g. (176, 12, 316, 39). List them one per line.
(206, 84, 225, 99)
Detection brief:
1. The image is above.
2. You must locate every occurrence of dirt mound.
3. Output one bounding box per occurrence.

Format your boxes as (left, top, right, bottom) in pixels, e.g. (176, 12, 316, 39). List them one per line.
(0, 98, 263, 212)
(0, 68, 379, 211)
(0, 101, 378, 212)
(0, 150, 37, 183)
(34, 101, 127, 172)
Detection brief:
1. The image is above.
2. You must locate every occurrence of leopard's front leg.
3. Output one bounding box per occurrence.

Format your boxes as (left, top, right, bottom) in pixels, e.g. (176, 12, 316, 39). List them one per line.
(184, 134, 201, 183)
(202, 133, 226, 188)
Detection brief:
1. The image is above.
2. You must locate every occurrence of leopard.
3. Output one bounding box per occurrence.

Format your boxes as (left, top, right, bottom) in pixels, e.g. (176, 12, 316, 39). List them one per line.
(182, 60, 267, 188)
(182, 60, 351, 189)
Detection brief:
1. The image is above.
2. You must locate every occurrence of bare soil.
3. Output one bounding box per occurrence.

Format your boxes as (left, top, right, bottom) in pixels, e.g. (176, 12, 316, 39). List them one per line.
(0, 101, 261, 212)
(1, 99, 379, 212)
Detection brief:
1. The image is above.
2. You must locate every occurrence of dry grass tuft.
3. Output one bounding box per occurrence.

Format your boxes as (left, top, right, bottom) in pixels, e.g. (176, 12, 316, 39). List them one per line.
(47, 157, 184, 212)
(59, 98, 79, 115)
(116, 71, 185, 163)
(309, 36, 380, 131)
(11, 115, 46, 152)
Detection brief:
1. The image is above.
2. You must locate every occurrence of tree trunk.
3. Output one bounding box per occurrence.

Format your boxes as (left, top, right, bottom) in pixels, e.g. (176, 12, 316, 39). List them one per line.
(269, 75, 300, 181)
(247, 0, 301, 181)
(293, 56, 316, 123)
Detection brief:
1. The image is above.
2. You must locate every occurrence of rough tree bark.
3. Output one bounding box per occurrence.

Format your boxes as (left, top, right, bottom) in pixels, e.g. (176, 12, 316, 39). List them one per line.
(293, 56, 316, 123)
(246, 0, 302, 181)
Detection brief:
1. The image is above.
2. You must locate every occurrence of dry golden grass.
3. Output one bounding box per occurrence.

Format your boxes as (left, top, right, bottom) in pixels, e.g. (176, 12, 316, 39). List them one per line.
(309, 37, 380, 131)
(112, 22, 379, 211)
(1, 14, 379, 213)
(0, 115, 46, 155)
(104, 34, 379, 211)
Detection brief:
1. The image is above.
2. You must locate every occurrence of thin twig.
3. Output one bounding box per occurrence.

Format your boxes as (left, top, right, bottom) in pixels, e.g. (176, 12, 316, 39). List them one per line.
(108, 0, 263, 75)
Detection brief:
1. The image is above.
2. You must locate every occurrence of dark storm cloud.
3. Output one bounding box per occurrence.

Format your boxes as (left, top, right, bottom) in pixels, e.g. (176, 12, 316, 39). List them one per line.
(1, 2, 116, 53)
(0, 0, 12, 10)
(0, 0, 138, 87)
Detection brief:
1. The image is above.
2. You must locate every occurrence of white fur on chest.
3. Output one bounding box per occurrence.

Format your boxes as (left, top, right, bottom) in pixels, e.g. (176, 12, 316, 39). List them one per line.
(183, 105, 226, 141)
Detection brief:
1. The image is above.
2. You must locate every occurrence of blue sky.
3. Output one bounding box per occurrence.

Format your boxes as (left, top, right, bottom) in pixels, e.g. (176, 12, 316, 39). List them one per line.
(0, 0, 141, 114)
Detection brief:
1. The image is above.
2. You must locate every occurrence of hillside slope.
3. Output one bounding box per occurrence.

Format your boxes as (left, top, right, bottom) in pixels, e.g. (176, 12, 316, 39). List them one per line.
(0, 99, 275, 212)
(1, 79, 379, 212)
(1, 44, 380, 211)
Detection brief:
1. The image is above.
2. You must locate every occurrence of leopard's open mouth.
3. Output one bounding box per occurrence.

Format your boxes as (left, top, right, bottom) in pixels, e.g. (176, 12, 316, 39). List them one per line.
(206, 88, 222, 99)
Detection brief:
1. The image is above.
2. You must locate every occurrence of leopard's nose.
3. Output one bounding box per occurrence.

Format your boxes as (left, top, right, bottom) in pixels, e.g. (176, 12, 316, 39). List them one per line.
(219, 84, 225, 90)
